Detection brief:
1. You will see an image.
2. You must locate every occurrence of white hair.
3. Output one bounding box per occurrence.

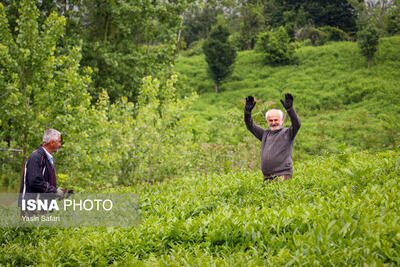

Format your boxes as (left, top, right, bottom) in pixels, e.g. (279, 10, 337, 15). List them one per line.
(42, 129, 61, 144)
(265, 109, 284, 120)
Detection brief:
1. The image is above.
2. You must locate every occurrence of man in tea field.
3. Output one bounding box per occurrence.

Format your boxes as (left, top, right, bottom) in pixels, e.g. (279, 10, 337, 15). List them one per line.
(18, 129, 69, 213)
(244, 94, 301, 181)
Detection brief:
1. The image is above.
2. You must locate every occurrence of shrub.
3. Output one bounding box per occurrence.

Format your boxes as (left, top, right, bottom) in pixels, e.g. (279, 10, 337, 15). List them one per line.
(256, 26, 297, 65)
(182, 40, 204, 57)
(295, 25, 327, 46)
(319, 26, 350, 41)
(228, 32, 245, 51)
(357, 23, 379, 68)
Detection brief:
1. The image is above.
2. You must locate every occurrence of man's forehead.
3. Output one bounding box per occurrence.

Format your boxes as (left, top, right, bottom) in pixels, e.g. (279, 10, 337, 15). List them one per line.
(267, 111, 282, 119)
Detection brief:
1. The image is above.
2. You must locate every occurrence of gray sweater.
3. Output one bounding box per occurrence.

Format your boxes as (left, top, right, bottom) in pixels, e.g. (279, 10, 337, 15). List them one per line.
(244, 107, 301, 177)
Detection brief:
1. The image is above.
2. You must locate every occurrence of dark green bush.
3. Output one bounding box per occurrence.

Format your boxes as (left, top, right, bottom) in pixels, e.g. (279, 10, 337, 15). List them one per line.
(256, 26, 297, 65)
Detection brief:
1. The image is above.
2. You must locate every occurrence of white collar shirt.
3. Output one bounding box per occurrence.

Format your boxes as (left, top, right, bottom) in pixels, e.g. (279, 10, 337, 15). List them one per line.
(42, 146, 54, 166)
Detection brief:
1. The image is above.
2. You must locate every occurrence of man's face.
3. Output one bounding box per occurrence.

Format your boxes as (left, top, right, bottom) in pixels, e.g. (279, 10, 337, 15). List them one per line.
(267, 111, 283, 130)
(49, 134, 62, 153)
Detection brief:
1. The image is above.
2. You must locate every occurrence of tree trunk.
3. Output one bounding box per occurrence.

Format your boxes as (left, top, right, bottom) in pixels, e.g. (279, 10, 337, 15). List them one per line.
(215, 83, 218, 93)
(174, 14, 184, 56)
(20, 131, 28, 180)
(104, 15, 110, 42)
(147, 41, 150, 57)
(20, 70, 28, 180)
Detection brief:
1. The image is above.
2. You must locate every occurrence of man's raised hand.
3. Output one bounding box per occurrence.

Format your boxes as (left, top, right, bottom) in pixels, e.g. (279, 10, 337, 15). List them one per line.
(245, 96, 256, 112)
(280, 93, 293, 110)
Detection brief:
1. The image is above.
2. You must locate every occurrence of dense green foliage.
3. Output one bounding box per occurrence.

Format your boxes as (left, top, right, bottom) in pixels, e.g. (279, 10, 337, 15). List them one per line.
(202, 20, 236, 93)
(182, 5, 222, 47)
(358, 23, 380, 68)
(0, 1, 91, 186)
(256, 27, 296, 64)
(2, 0, 195, 102)
(182, 0, 359, 50)
(1, 150, 400, 265)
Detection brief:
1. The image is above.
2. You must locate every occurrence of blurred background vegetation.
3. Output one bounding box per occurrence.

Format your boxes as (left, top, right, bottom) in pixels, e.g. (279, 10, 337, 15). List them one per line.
(0, 0, 399, 191)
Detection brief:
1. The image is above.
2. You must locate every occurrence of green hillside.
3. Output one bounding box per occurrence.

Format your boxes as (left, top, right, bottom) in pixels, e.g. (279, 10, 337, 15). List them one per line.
(176, 37, 400, 159)
(2, 150, 400, 265)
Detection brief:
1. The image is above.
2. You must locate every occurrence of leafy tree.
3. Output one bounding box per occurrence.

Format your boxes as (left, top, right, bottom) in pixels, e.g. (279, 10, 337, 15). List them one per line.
(78, 0, 192, 102)
(288, 0, 358, 33)
(202, 19, 236, 93)
(238, 2, 265, 50)
(182, 5, 222, 47)
(56, 74, 199, 188)
(261, 0, 358, 37)
(358, 23, 379, 68)
(3, 0, 196, 103)
(256, 26, 296, 65)
(360, 0, 394, 34)
(0, 1, 91, 174)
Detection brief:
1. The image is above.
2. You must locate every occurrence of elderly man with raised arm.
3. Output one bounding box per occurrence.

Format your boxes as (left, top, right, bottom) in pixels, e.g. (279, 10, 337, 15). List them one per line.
(244, 94, 301, 181)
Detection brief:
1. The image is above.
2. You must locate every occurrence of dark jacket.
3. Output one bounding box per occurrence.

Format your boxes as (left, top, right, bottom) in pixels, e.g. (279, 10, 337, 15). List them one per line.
(244, 107, 301, 177)
(18, 146, 58, 206)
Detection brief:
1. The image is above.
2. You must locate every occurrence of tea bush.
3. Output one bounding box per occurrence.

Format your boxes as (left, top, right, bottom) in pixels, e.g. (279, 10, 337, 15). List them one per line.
(1, 150, 399, 265)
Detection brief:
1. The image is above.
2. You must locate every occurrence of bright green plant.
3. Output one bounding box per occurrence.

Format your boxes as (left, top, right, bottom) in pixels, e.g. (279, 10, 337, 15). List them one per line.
(55, 74, 199, 189)
(0, 1, 91, 182)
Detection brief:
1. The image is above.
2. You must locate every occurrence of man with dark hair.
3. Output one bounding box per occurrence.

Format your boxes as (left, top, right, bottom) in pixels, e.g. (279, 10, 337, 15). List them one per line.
(244, 94, 301, 181)
(19, 129, 67, 211)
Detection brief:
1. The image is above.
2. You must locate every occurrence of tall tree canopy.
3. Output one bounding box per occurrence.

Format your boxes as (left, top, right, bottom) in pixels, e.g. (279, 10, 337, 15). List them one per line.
(2, 0, 196, 103)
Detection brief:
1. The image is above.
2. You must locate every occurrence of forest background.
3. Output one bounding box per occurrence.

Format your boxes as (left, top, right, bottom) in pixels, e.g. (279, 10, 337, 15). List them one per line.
(0, 0, 399, 191)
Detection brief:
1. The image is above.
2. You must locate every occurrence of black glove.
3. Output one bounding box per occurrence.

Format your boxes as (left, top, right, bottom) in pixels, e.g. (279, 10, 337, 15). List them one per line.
(280, 93, 293, 109)
(245, 96, 256, 112)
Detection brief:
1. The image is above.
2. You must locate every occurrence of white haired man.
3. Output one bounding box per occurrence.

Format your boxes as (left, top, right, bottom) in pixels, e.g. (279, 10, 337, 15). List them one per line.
(19, 129, 68, 212)
(244, 94, 301, 181)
